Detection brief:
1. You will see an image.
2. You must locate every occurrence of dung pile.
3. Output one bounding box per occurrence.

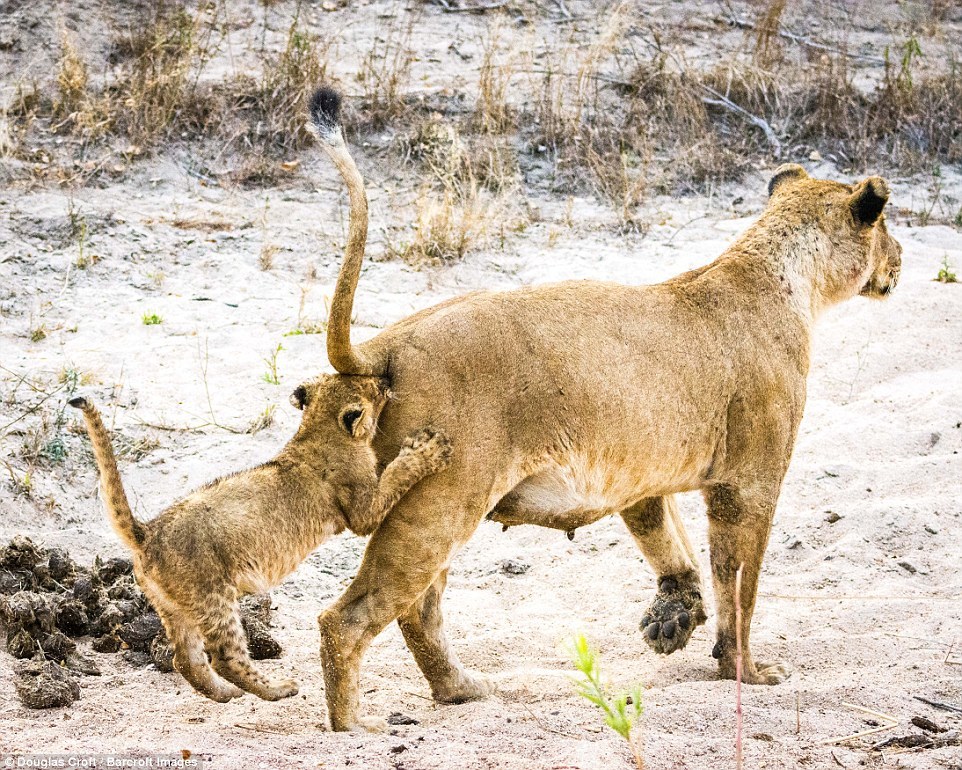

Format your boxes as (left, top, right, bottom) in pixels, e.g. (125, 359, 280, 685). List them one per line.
(0, 536, 281, 708)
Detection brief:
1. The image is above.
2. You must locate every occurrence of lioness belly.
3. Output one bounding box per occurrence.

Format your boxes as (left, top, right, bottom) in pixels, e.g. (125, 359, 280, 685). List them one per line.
(488, 450, 698, 531)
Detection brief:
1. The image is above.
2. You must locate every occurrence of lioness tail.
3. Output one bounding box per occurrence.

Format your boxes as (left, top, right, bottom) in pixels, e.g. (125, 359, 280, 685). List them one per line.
(68, 396, 145, 551)
(307, 86, 377, 376)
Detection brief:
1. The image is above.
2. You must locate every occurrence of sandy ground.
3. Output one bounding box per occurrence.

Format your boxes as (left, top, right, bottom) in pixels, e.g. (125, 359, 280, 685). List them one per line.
(2, 166, 961, 768)
(2, 1, 962, 768)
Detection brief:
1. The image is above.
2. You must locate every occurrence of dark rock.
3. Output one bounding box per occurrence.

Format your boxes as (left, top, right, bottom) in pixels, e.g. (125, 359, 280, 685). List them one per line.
(122, 650, 152, 667)
(39, 630, 77, 662)
(55, 599, 90, 637)
(15, 658, 81, 709)
(91, 633, 121, 653)
(825, 511, 842, 524)
(7, 628, 37, 658)
(387, 712, 420, 725)
(95, 556, 133, 586)
(119, 613, 163, 652)
(150, 633, 175, 673)
(70, 575, 105, 614)
(107, 576, 140, 602)
(242, 615, 282, 660)
(46, 548, 77, 583)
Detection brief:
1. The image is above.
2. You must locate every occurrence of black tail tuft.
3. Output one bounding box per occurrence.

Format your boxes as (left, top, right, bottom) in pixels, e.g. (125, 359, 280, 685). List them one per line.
(68, 396, 89, 410)
(309, 86, 342, 136)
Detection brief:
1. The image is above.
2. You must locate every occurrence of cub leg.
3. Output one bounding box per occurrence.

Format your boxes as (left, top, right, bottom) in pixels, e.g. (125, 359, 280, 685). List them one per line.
(704, 483, 790, 685)
(349, 427, 453, 535)
(621, 495, 706, 654)
(195, 588, 299, 701)
(397, 569, 493, 704)
(157, 608, 243, 702)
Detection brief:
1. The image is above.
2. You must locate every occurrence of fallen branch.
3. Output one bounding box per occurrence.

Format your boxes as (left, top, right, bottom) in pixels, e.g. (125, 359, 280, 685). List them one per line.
(817, 702, 898, 746)
(914, 696, 962, 714)
(699, 84, 782, 156)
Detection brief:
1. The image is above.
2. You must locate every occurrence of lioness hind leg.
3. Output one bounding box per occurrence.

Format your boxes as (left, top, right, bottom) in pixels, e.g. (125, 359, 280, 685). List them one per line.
(195, 589, 299, 701)
(704, 483, 790, 685)
(621, 495, 707, 655)
(397, 569, 493, 704)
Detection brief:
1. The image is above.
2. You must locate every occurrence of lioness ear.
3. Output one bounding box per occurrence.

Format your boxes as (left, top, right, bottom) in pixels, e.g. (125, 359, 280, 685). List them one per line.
(339, 405, 366, 438)
(768, 163, 809, 197)
(849, 176, 889, 226)
(290, 384, 310, 411)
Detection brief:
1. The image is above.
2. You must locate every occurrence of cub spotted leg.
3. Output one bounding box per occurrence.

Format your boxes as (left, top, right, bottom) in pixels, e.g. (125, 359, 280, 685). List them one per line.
(157, 609, 243, 702)
(704, 483, 790, 685)
(621, 495, 707, 654)
(196, 587, 299, 701)
(397, 569, 494, 704)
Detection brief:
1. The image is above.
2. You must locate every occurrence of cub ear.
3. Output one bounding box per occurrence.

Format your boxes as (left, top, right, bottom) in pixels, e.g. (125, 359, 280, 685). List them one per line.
(768, 163, 809, 197)
(849, 176, 890, 226)
(290, 384, 310, 411)
(339, 405, 367, 438)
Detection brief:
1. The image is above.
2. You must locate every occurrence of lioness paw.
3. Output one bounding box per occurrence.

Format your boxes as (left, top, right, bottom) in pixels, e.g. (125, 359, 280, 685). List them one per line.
(640, 575, 706, 655)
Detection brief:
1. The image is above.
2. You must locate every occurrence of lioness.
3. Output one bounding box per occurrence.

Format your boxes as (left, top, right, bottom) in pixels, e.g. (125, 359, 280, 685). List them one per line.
(307, 87, 902, 731)
(69, 375, 452, 702)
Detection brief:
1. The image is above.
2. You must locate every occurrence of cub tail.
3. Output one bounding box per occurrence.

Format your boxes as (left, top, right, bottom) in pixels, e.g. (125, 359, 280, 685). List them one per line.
(69, 396, 145, 551)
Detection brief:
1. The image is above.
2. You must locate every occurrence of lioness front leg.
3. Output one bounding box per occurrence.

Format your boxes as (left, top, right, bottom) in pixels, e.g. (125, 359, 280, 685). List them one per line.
(704, 483, 790, 685)
(622, 496, 707, 654)
(397, 569, 494, 704)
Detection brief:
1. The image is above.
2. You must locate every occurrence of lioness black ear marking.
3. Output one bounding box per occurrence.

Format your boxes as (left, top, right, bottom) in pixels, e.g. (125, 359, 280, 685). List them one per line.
(290, 385, 309, 411)
(768, 163, 809, 197)
(340, 407, 365, 437)
(850, 176, 890, 226)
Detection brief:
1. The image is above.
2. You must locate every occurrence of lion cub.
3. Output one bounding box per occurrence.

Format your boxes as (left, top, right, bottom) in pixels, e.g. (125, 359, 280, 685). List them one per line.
(69, 375, 451, 703)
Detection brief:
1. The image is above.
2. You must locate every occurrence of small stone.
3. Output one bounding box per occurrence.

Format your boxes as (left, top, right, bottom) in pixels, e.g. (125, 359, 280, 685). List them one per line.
(15, 658, 81, 709)
(898, 560, 918, 574)
(387, 712, 419, 726)
(499, 559, 530, 576)
(389, 745, 407, 754)
(751, 733, 774, 742)
(825, 511, 842, 524)
(911, 715, 946, 733)
(924, 525, 938, 535)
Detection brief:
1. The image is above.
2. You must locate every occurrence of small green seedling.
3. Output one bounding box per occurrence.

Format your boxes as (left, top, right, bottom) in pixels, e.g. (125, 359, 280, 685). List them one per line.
(569, 634, 644, 769)
(936, 255, 957, 283)
(142, 313, 163, 325)
(262, 343, 283, 385)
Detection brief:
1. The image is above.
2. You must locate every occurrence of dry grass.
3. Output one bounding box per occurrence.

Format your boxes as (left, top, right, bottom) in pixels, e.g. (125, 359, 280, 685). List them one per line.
(354, 14, 415, 131)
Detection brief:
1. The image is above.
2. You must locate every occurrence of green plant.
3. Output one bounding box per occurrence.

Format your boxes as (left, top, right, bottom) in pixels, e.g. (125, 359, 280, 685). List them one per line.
(569, 634, 644, 769)
(142, 313, 163, 325)
(262, 343, 283, 385)
(936, 255, 957, 283)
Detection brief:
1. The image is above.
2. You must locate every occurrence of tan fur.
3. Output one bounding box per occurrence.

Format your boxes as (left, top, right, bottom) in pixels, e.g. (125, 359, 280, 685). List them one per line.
(69, 375, 452, 703)
(309, 93, 902, 731)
